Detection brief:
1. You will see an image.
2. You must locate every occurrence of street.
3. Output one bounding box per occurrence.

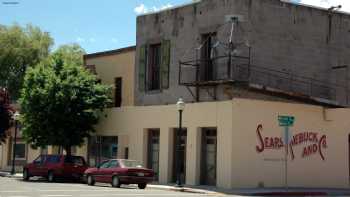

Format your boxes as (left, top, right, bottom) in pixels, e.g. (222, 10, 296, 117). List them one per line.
(0, 177, 229, 197)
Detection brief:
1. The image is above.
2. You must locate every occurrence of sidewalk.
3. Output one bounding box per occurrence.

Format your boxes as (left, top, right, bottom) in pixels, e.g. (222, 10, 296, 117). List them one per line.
(0, 171, 23, 178)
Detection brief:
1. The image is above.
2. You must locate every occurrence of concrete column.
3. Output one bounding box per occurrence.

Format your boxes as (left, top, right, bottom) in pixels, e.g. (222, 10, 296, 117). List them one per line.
(185, 127, 201, 185)
(216, 102, 233, 189)
(159, 127, 173, 184)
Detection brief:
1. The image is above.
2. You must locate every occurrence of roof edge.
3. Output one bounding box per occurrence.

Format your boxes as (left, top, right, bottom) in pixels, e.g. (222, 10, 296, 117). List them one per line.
(84, 46, 136, 59)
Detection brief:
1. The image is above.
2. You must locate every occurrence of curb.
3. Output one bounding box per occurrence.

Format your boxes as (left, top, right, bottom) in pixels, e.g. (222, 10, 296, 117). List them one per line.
(148, 185, 222, 195)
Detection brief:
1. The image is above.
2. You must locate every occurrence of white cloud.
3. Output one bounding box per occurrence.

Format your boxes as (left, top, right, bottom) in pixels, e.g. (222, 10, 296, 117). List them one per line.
(134, 3, 173, 15)
(76, 37, 85, 43)
(134, 4, 147, 14)
(298, 0, 350, 12)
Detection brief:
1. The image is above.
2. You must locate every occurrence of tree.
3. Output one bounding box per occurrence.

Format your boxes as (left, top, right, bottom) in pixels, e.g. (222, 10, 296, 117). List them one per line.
(0, 88, 14, 143)
(20, 44, 111, 155)
(0, 24, 53, 100)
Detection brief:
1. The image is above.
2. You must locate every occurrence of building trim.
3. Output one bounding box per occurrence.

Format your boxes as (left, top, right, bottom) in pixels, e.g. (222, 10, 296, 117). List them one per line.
(84, 46, 136, 60)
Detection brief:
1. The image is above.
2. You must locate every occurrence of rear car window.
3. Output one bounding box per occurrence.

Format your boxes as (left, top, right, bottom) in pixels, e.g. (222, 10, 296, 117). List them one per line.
(64, 156, 85, 165)
(46, 155, 61, 164)
(121, 160, 142, 168)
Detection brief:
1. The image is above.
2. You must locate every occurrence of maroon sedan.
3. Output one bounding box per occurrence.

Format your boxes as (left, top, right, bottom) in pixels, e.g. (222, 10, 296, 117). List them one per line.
(23, 154, 88, 182)
(84, 159, 154, 189)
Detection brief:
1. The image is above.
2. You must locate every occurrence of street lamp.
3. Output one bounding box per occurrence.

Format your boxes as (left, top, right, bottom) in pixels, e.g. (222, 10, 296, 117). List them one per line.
(11, 111, 20, 175)
(176, 98, 185, 187)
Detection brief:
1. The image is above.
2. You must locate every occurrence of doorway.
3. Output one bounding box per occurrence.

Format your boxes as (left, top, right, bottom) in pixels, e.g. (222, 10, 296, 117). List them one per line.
(200, 128, 217, 186)
(172, 128, 187, 183)
(147, 129, 160, 181)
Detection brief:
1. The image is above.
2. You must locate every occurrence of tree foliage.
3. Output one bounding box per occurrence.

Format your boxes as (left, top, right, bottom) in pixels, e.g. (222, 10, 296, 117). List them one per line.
(0, 24, 53, 100)
(0, 88, 14, 143)
(20, 44, 111, 155)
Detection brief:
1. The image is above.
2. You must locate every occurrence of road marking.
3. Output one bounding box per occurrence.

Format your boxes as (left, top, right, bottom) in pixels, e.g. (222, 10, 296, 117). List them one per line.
(79, 194, 207, 196)
(41, 195, 73, 197)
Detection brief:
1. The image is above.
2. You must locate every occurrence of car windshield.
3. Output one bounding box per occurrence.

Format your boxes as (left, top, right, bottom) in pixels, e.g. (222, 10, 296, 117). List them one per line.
(121, 160, 142, 168)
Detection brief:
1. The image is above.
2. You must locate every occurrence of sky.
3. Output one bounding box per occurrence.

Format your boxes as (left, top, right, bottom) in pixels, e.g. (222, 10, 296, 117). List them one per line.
(0, 0, 349, 54)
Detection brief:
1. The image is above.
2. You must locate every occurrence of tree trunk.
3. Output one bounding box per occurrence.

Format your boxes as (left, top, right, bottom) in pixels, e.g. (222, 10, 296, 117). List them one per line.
(65, 146, 72, 156)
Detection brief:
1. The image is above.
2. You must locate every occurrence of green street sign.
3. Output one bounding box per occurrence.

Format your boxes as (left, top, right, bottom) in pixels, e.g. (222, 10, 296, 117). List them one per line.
(278, 115, 295, 127)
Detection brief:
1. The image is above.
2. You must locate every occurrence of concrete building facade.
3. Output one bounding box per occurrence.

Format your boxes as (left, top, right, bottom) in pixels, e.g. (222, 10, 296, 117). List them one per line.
(135, 0, 350, 106)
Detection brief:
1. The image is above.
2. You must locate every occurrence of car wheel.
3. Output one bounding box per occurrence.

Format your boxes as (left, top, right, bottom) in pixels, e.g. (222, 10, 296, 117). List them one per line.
(87, 175, 95, 186)
(23, 169, 30, 181)
(111, 176, 120, 188)
(47, 171, 55, 182)
(138, 183, 147, 189)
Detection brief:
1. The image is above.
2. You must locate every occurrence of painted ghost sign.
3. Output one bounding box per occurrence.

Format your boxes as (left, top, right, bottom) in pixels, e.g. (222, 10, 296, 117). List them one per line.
(255, 124, 328, 160)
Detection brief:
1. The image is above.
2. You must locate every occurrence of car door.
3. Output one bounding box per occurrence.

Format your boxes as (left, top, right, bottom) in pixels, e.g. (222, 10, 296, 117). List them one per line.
(94, 160, 110, 183)
(36, 155, 48, 176)
(106, 160, 120, 183)
(30, 155, 43, 176)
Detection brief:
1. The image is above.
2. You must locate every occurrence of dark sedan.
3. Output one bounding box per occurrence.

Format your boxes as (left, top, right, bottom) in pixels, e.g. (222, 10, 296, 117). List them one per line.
(84, 159, 154, 189)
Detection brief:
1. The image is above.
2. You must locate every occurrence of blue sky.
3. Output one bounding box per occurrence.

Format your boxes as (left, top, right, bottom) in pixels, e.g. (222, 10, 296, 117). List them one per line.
(0, 0, 348, 54)
(0, 0, 190, 53)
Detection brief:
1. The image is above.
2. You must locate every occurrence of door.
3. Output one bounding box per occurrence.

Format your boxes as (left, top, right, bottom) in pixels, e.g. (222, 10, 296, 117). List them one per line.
(200, 128, 217, 186)
(147, 129, 160, 181)
(94, 160, 111, 183)
(106, 160, 120, 183)
(172, 128, 187, 183)
(200, 33, 216, 81)
(30, 155, 44, 176)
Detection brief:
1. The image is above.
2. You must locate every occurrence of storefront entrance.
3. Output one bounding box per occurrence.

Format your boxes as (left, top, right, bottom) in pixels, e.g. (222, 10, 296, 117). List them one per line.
(200, 128, 217, 186)
(172, 128, 187, 184)
(88, 136, 118, 166)
(147, 129, 160, 181)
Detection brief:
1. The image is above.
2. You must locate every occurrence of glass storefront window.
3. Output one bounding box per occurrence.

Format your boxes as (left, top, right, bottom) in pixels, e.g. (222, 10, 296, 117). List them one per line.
(88, 136, 118, 166)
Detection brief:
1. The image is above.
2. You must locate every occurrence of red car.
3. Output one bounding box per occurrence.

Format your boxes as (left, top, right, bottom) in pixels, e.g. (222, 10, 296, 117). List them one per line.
(84, 159, 154, 189)
(23, 154, 88, 182)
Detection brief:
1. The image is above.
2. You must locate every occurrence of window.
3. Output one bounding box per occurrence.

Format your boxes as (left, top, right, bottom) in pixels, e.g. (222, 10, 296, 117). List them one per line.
(99, 160, 110, 169)
(14, 143, 26, 160)
(33, 155, 43, 164)
(200, 33, 217, 81)
(64, 156, 85, 166)
(108, 160, 120, 168)
(88, 136, 118, 166)
(139, 40, 171, 92)
(114, 77, 122, 107)
(121, 160, 142, 168)
(148, 44, 161, 91)
(46, 155, 61, 164)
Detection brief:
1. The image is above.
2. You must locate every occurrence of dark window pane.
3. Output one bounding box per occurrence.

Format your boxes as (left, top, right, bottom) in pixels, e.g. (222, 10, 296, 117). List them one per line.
(14, 144, 25, 159)
(46, 155, 61, 163)
(148, 44, 161, 90)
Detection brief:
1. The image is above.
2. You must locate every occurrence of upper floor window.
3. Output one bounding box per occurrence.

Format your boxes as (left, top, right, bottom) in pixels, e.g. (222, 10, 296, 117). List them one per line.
(138, 40, 171, 92)
(114, 77, 122, 107)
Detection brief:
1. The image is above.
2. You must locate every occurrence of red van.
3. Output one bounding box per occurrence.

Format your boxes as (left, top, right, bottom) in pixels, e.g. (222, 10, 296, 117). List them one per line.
(23, 154, 88, 182)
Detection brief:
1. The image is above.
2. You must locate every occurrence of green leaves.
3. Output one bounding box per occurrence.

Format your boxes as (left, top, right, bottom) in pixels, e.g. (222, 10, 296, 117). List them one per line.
(20, 44, 112, 152)
(0, 24, 53, 100)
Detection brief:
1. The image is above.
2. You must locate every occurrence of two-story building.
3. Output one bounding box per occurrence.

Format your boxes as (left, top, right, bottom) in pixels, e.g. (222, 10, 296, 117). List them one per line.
(89, 0, 350, 189)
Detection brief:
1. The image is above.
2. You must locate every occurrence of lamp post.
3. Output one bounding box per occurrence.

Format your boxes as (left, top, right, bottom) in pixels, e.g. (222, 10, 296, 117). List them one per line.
(11, 111, 20, 175)
(176, 98, 185, 187)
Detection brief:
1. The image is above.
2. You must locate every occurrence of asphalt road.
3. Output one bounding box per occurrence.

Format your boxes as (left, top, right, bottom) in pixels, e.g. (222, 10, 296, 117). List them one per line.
(0, 177, 228, 197)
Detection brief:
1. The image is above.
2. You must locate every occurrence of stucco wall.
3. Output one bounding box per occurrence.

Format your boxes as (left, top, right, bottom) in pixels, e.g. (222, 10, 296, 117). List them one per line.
(85, 49, 135, 107)
(135, 0, 350, 106)
(231, 99, 350, 188)
(95, 98, 350, 189)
